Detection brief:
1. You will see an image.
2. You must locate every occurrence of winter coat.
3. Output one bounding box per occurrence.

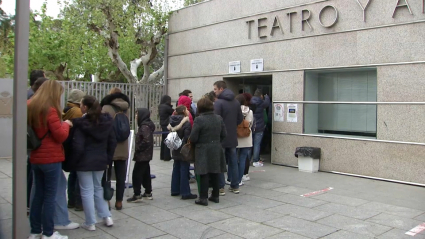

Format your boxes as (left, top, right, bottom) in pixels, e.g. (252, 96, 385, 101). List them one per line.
(69, 114, 117, 171)
(167, 116, 191, 161)
(214, 88, 243, 148)
(237, 106, 253, 148)
(133, 108, 156, 162)
(177, 96, 194, 126)
(158, 95, 174, 127)
(62, 103, 83, 172)
(101, 93, 130, 161)
(250, 95, 271, 132)
(63, 103, 83, 121)
(28, 106, 70, 165)
(189, 112, 227, 175)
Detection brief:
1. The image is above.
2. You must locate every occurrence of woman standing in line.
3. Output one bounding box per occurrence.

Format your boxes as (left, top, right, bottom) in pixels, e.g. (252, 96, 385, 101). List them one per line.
(158, 95, 174, 161)
(190, 98, 227, 206)
(235, 94, 253, 186)
(27, 80, 72, 239)
(71, 96, 117, 231)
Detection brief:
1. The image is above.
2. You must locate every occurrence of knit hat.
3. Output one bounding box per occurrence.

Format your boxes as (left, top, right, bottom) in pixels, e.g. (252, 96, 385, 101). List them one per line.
(67, 89, 86, 104)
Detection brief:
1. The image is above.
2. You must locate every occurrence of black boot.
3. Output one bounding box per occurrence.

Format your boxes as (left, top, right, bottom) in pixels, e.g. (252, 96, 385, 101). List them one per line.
(208, 197, 219, 203)
(181, 194, 197, 200)
(195, 198, 208, 206)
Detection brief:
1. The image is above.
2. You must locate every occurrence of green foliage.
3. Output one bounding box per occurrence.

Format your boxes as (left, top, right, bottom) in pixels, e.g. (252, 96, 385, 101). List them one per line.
(184, 0, 205, 7)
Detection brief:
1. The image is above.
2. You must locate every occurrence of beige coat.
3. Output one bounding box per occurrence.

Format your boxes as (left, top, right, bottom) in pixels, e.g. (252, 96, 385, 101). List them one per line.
(102, 98, 129, 160)
(237, 106, 253, 148)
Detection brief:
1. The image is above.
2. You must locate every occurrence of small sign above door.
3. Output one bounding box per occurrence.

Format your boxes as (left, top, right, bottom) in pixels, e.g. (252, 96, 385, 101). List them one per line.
(229, 61, 241, 74)
(250, 59, 264, 72)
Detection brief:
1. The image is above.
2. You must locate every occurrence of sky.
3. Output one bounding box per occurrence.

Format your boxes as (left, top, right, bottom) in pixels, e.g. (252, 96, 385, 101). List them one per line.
(2, 0, 184, 18)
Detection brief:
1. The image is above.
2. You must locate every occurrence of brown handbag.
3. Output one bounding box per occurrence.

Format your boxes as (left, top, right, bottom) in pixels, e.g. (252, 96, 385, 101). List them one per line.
(180, 138, 195, 163)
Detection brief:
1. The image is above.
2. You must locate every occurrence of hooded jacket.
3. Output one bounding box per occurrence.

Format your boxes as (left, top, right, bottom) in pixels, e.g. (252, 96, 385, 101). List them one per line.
(214, 88, 243, 148)
(63, 102, 83, 121)
(237, 106, 253, 148)
(250, 95, 270, 132)
(177, 96, 194, 126)
(167, 115, 191, 160)
(101, 93, 130, 160)
(133, 108, 156, 162)
(158, 95, 174, 127)
(70, 113, 117, 171)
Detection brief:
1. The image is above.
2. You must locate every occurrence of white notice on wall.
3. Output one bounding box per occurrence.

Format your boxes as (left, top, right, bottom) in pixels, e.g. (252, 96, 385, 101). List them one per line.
(274, 103, 284, 122)
(250, 59, 264, 72)
(229, 61, 241, 74)
(287, 104, 298, 123)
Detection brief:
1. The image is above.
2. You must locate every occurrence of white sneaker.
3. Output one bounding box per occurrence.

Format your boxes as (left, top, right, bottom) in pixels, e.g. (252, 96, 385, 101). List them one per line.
(253, 162, 263, 167)
(81, 223, 96, 231)
(42, 231, 68, 239)
(242, 175, 250, 181)
(104, 217, 113, 227)
(239, 181, 244, 186)
(225, 180, 231, 185)
(54, 222, 80, 230)
(28, 234, 41, 239)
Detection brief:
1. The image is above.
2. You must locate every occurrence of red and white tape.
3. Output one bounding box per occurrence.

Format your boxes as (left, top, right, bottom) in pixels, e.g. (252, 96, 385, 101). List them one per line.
(300, 187, 333, 197)
(406, 223, 425, 236)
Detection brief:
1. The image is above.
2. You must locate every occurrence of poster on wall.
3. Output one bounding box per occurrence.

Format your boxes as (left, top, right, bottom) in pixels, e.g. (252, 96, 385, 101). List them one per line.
(229, 61, 241, 73)
(273, 103, 284, 122)
(287, 104, 298, 123)
(250, 59, 264, 72)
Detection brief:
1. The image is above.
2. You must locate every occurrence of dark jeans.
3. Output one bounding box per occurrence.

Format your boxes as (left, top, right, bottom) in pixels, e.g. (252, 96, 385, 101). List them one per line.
(107, 160, 127, 201)
(237, 148, 250, 183)
(171, 160, 191, 196)
(27, 156, 32, 209)
(200, 173, 219, 199)
(160, 126, 172, 160)
(67, 171, 82, 206)
(223, 148, 239, 189)
(132, 161, 152, 195)
(244, 148, 252, 175)
(252, 131, 264, 162)
(30, 162, 62, 237)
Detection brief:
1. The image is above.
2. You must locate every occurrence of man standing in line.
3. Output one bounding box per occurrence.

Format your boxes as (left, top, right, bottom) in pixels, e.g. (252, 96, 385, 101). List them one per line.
(250, 89, 271, 167)
(213, 81, 243, 195)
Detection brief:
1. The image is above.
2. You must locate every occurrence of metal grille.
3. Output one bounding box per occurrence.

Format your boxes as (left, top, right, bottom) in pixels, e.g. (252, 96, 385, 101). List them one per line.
(59, 81, 165, 147)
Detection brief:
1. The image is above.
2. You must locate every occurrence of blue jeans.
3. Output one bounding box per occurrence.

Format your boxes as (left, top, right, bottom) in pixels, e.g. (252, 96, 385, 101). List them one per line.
(171, 160, 191, 196)
(252, 131, 264, 162)
(54, 171, 71, 226)
(78, 171, 111, 225)
(223, 148, 239, 189)
(237, 148, 250, 183)
(30, 162, 62, 237)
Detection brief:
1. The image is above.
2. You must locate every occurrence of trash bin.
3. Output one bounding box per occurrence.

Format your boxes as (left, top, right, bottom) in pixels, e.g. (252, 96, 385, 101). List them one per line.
(294, 147, 321, 173)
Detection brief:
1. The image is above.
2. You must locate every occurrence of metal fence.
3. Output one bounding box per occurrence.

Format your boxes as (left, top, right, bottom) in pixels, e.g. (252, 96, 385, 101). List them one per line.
(59, 81, 165, 147)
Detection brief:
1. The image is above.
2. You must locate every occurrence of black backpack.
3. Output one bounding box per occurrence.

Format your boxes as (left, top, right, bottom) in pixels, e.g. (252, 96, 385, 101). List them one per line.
(112, 105, 130, 143)
(27, 126, 48, 151)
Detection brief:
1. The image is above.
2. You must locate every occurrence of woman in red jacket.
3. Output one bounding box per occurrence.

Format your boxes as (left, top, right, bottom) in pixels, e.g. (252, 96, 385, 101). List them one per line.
(27, 80, 72, 239)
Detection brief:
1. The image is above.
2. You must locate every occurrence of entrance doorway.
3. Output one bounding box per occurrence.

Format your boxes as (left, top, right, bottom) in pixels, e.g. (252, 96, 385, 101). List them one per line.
(223, 75, 273, 162)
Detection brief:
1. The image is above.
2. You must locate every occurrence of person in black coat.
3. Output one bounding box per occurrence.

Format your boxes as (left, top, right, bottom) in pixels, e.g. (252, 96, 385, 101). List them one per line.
(158, 95, 174, 161)
(127, 108, 156, 203)
(168, 106, 197, 200)
(70, 95, 117, 230)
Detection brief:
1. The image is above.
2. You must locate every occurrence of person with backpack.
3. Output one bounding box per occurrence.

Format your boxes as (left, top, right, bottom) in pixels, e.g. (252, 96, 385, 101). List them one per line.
(70, 95, 116, 231)
(127, 108, 155, 202)
(235, 94, 253, 186)
(241, 93, 256, 182)
(100, 88, 131, 210)
(168, 105, 197, 200)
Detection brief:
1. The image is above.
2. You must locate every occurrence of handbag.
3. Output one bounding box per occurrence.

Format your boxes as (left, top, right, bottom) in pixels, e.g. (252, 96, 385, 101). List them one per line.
(103, 169, 115, 201)
(180, 138, 195, 163)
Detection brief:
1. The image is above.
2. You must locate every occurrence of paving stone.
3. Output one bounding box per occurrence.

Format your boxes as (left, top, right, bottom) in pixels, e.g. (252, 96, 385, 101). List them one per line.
(152, 180, 172, 189)
(143, 194, 194, 210)
(265, 231, 309, 239)
(0, 203, 12, 220)
(266, 204, 333, 221)
(415, 213, 425, 221)
(273, 186, 314, 195)
(0, 172, 9, 179)
(121, 205, 181, 225)
(366, 213, 424, 231)
(210, 233, 244, 239)
(170, 205, 233, 224)
(359, 202, 424, 218)
(57, 226, 114, 239)
(270, 193, 328, 208)
(0, 219, 12, 239)
(220, 205, 283, 223)
(264, 216, 337, 238)
(0, 197, 7, 204)
(226, 194, 284, 209)
(314, 202, 380, 220)
(242, 185, 284, 199)
(376, 228, 425, 239)
(244, 180, 286, 189)
(209, 217, 282, 239)
(150, 235, 179, 239)
(311, 193, 369, 207)
(79, 233, 118, 239)
(70, 207, 130, 222)
(105, 218, 166, 239)
(203, 198, 240, 210)
(317, 214, 392, 237)
(321, 230, 374, 239)
(153, 217, 224, 239)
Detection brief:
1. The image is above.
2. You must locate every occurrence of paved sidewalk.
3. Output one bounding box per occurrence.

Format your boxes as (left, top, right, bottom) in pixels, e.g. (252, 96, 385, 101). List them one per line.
(1, 149, 425, 239)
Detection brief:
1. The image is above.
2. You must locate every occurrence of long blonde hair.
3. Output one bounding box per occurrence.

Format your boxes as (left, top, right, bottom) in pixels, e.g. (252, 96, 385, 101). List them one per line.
(28, 80, 64, 128)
